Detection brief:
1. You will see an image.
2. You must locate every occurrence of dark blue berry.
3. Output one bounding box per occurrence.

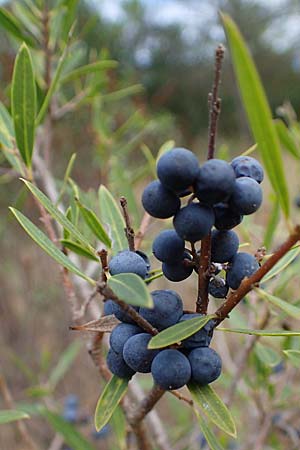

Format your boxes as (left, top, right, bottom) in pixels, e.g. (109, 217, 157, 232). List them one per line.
(157, 147, 199, 191)
(229, 177, 262, 215)
(208, 277, 229, 298)
(179, 313, 214, 349)
(211, 229, 239, 263)
(231, 156, 264, 183)
(151, 349, 191, 390)
(188, 347, 222, 385)
(103, 299, 115, 316)
(162, 251, 193, 282)
(173, 203, 214, 242)
(152, 229, 185, 263)
(195, 159, 236, 205)
(226, 252, 259, 289)
(123, 333, 159, 373)
(142, 180, 180, 219)
(104, 299, 139, 324)
(214, 203, 243, 230)
(109, 250, 148, 279)
(109, 323, 142, 354)
(139, 290, 183, 330)
(135, 250, 151, 271)
(106, 348, 135, 379)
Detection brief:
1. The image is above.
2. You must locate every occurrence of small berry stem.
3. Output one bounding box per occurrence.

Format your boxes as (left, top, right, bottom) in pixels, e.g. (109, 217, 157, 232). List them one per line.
(120, 196, 135, 251)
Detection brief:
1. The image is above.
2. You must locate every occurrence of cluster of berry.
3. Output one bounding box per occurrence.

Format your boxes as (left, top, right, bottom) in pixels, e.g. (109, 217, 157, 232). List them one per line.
(105, 290, 221, 390)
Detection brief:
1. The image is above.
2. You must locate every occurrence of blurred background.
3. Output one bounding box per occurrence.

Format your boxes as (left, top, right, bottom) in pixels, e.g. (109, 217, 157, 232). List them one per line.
(1, 1, 300, 449)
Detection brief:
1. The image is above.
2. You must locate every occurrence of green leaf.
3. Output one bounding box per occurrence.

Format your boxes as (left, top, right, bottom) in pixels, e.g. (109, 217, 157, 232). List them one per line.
(22, 179, 96, 253)
(221, 13, 290, 217)
(61, 60, 118, 84)
(61, 239, 99, 261)
(0, 102, 14, 148)
(102, 84, 143, 102)
(55, 153, 77, 206)
(194, 410, 225, 450)
(48, 340, 82, 389)
(43, 411, 95, 450)
(256, 288, 300, 319)
(283, 350, 300, 368)
(0, 410, 29, 425)
(110, 407, 127, 450)
(274, 119, 300, 159)
(76, 200, 111, 248)
(94, 375, 128, 432)
(10, 208, 96, 285)
(0, 8, 36, 47)
(148, 315, 216, 349)
(11, 43, 36, 167)
(98, 185, 127, 254)
(261, 245, 300, 282)
(255, 343, 281, 367)
(108, 273, 153, 308)
(188, 383, 236, 438)
(217, 327, 300, 336)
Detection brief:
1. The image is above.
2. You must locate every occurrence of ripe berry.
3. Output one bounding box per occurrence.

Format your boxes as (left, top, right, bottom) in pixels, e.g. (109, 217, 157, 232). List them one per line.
(139, 290, 183, 330)
(208, 277, 229, 298)
(173, 203, 214, 242)
(123, 333, 159, 373)
(214, 203, 243, 230)
(152, 229, 185, 263)
(229, 177, 262, 215)
(109, 323, 142, 354)
(231, 155, 264, 183)
(104, 299, 139, 324)
(142, 180, 180, 218)
(188, 347, 222, 385)
(179, 313, 214, 349)
(135, 250, 151, 271)
(195, 159, 236, 205)
(107, 349, 135, 379)
(211, 229, 239, 263)
(162, 251, 193, 282)
(151, 349, 191, 390)
(226, 252, 259, 289)
(109, 250, 148, 279)
(157, 147, 199, 191)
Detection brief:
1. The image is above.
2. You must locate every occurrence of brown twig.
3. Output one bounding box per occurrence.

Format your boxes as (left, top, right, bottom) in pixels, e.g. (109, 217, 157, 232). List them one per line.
(214, 226, 300, 324)
(170, 390, 194, 406)
(196, 234, 211, 314)
(135, 212, 152, 250)
(98, 249, 108, 282)
(120, 196, 135, 251)
(128, 385, 165, 426)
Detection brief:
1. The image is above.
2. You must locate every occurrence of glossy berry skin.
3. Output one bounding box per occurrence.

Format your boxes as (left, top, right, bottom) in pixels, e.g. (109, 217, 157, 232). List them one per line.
(208, 277, 229, 298)
(180, 313, 214, 349)
(151, 350, 191, 390)
(195, 159, 236, 205)
(211, 229, 239, 263)
(109, 323, 142, 354)
(152, 229, 185, 263)
(188, 347, 222, 385)
(157, 147, 199, 191)
(231, 156, 264, 183)
(107, 349, 135, 379)
(104, 299, 139, 324)
(139, 290, 183, 330)
(229, 177, 262, 215)
(123, 333, 159, 373)
(173, 203, 214, 242)
(214, 203, 243, 230)
(142, 180, 180, 219)
(109, 250, 148, 279)
(162, 251, 193, 282)
(226, 252, 259, 289)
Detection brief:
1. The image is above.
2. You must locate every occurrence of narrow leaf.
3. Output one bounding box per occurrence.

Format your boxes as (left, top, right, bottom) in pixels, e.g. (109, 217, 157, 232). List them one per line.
(0, 8, 36, 47)
(61, 239, 99, 261)
(274, 119, 300, 159)
(98, 185, 127, 254)
(256, 288, 300, 319)
(217, 328, 300, 336)
(188, 383, 236, 438)
(76, 200, 111, 248)
(283, 350, 300, 368)
(61, 60, 118, 84)
(10, 208, 96, 285)
(48, 340, 82, 388)
(222, 13, 290, 217)
(94, 375, 128, 432)
(194, 410, 225, 450)
(0, 102, 14, 148)
(255, 343, 281, 367)
(43, 411, 95, 450)
(110, 407, 127, 450)
(56, 153, 77, 205)
(148, 315, 216, 349)
(12, 43, 36, 166)
(108, 273, 153, 308)
(70, 316, 119, 333)
(261, 245, 300, 282)
(0, 410, 29, 424)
